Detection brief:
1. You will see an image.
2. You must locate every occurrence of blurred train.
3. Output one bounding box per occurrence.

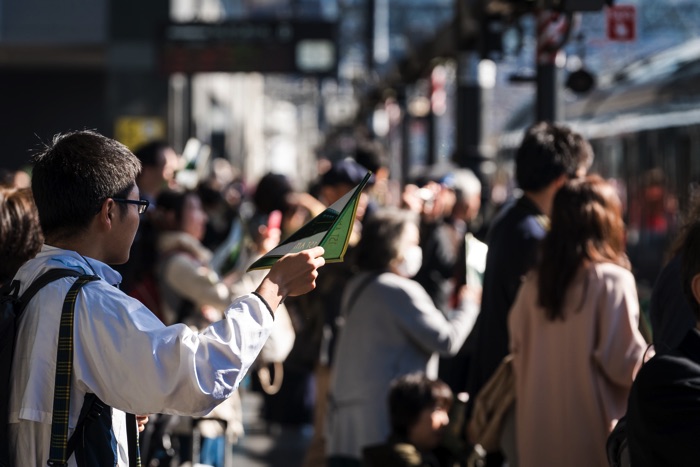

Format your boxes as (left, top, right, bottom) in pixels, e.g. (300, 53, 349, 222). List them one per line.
(495, 37, 700, 295)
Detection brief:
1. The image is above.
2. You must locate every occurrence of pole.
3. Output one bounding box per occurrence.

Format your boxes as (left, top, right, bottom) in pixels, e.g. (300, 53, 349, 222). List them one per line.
(454, 0, 485, 173)
(456, 49, 482, 170)
(535, 10, 569, 122)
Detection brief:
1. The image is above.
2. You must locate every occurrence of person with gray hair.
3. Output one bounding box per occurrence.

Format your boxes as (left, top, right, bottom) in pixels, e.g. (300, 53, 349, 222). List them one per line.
(407, 168, 484, 393)
(413, 168, 483, 313)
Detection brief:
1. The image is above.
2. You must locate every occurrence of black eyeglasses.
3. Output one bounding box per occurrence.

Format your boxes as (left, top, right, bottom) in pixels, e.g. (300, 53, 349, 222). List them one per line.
(112, 198, 150, 214)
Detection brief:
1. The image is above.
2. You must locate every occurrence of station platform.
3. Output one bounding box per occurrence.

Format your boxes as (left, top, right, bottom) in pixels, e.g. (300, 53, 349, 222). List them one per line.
(230, 389, 314, 467)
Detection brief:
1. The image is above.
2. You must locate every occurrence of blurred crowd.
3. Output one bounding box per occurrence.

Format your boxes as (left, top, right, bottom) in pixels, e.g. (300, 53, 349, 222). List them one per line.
(3, 121, 699, 467)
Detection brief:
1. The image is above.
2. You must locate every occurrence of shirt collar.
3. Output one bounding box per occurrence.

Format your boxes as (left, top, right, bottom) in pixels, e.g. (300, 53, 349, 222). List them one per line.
(39, 244, 123, 287)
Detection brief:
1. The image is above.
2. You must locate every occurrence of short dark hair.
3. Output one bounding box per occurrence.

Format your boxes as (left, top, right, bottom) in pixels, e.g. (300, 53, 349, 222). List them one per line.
(354, 207, 418, 272)
(133, 140, 171, 168)
(354, 140, 387, 174)
(515, 122, 591, 192)
(155, 189, 193, 230)
(252, 172, 294, 215)
(31, 130, 141, 240)
(681, 221, 700, 321)
(388, 372, 453, 438)
(0, 187, 43, 284)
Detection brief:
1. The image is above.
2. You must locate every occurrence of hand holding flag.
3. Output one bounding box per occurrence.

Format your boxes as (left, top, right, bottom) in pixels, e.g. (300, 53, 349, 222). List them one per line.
(247, 171, 372, 271)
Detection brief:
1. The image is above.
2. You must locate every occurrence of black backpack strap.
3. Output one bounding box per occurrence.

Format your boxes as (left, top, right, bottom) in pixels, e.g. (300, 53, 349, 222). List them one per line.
(47, 275, 100, 467)
(64, 394, 107, 458)
(126, 413, 142, 466)
(0, 268, 82, 467)
(17, 269, 82, 316)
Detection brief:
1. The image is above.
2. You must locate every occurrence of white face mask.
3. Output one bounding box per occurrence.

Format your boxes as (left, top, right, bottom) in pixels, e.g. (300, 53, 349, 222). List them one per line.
(395, 245, 423, 278)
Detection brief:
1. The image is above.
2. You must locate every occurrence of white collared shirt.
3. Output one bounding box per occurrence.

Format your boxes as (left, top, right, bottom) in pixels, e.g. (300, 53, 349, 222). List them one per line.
(9, 245, 274, 466)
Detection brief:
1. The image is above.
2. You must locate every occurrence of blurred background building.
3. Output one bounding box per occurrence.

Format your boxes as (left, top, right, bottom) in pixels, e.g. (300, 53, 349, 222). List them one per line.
(0, 0, 699, 191)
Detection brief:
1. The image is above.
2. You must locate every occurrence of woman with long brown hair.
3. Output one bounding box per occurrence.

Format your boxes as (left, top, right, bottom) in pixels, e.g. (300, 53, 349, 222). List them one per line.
(508, 175, 648, 467)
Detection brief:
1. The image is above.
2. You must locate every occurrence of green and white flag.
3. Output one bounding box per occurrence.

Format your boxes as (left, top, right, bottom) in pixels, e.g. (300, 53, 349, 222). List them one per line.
(247, 171, 372, 271)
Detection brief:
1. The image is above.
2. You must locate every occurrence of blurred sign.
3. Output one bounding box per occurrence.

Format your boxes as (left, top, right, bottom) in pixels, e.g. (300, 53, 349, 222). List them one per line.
(115, 116, 166, 150)
(607, 5, 636, 42)
(162, 20, 337, 76)
(561, 0, 606, 12)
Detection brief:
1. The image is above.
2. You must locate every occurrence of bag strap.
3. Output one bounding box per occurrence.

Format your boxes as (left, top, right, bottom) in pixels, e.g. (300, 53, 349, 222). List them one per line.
(47, 274, 100, 467)
(342, 272, 379, 318)
(63, 394, 107, 459)
(126, 413, 142, 467)
(0, 269, 82, 467)
(17, 269, 82, 315)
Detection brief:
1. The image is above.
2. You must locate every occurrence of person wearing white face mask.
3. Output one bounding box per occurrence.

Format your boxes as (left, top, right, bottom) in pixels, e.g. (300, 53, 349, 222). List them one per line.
(326, 207, 473, 467)
(395, 242, 423, 279)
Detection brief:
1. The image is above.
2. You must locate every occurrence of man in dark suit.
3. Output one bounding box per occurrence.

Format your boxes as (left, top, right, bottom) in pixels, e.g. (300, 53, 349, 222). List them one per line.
(627, 220, 700, 466)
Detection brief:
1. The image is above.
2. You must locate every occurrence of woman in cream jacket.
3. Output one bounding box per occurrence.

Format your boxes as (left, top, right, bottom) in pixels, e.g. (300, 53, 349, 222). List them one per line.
(508, 175, 648, 467)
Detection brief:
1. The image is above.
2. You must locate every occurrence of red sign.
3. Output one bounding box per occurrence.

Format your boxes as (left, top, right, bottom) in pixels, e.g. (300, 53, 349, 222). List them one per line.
(607, 5, 637, 42)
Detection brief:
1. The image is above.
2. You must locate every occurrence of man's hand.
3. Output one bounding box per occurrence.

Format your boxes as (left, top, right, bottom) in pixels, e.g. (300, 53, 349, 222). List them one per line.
(256, 247, 325, 311)
(136, 415, 150, 432)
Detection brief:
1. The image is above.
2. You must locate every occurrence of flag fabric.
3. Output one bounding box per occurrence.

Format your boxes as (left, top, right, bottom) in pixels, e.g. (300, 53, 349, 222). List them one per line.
(247, 171, 372, 271)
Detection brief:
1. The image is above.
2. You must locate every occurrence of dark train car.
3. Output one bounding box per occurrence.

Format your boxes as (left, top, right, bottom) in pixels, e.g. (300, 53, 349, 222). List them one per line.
(496, 38, 700, 295)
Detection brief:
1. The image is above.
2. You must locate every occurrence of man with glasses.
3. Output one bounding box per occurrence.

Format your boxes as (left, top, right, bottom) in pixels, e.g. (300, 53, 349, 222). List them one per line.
(7, 130, 325, 466)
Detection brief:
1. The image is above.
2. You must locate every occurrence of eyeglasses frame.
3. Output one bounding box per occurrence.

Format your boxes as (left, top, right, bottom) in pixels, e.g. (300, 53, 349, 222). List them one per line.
(112, 198, 150, 214)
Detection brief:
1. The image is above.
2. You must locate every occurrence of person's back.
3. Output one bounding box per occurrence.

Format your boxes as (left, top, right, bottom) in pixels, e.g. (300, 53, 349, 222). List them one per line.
(649, 254, 696, 353)
(627, 336, 700, 466)
(465, 122, 593, 418)
(627, 220, 700, 466)
(465, 195, 547, 400)
(508, 176, 647, 467)
(510, 263, 643, 466)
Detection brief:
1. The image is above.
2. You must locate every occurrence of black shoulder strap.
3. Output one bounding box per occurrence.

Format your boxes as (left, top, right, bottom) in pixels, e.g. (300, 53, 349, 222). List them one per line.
(17, 269, 82, 315)
(0, 269, 83, 467)
(47, 274, 100, 467)
(343, 272, 379, 317)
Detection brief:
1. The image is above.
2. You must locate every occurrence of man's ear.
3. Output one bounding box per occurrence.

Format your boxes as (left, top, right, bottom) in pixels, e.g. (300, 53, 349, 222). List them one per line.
(691, 273, 700, 307)
(96, 198, 116, 231)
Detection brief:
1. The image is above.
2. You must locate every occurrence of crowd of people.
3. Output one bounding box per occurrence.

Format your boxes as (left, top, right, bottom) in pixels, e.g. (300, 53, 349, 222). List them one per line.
(1, 122, 699, 467)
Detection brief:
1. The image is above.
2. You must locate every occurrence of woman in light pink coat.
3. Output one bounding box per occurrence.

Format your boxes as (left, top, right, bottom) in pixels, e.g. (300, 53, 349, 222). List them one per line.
(508, 175, 648, 467)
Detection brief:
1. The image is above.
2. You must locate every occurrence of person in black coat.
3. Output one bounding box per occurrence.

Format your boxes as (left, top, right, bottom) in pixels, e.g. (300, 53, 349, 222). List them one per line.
(647, 195, 700, 353)
(627, 220, 700, 466)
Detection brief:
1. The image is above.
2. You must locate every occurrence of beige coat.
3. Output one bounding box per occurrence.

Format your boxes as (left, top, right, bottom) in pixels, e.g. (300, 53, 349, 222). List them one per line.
(508, 262, 648, 467)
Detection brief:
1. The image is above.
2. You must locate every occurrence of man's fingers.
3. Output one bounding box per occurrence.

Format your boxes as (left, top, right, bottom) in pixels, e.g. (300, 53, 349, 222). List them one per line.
(136, 415, 149, 432)
(293, 247, 325, 270)
(304, 246, 325, 260)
